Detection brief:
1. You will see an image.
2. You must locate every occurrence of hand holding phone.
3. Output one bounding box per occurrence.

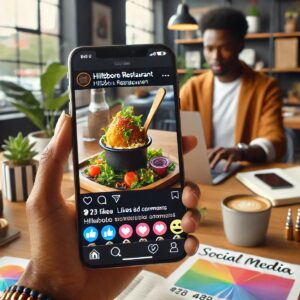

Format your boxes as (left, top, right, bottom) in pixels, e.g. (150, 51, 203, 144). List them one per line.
(68, 45, 188, 268)
(17, 114, 200, 300)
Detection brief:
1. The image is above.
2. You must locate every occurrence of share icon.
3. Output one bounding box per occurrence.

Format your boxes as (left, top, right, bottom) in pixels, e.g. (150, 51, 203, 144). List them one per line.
(112, 194, 121, 203)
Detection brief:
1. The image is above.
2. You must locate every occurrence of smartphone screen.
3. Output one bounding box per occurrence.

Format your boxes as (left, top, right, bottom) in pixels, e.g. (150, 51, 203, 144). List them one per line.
(254, 173, 294, 189)
(68, 45, 186, 268)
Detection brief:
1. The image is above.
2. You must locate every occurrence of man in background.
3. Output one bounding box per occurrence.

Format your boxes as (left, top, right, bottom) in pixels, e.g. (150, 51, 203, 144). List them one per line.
(180, 7, 286, 171)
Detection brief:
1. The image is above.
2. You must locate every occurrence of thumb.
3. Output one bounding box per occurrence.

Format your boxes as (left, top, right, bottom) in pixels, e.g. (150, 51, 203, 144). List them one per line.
(29, 112, 72, 206)
(182, 136, 197, 154)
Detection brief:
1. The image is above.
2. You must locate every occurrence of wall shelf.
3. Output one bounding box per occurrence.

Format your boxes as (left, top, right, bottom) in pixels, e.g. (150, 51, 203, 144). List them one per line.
(177, 68, 300, 75)
(175, 32, 300, 44)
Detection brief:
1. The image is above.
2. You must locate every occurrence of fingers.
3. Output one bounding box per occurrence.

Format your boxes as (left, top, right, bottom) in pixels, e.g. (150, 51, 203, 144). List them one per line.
(209, 147, 227, 169)
(223, 154, 234, 172)
(182, 136, 197, 155)
(184, 235, 199, 256)
(181, 209, 201, 233)
(29, 112, 72, 203)
(182, 182, 200, 208)
(181, 182, 201, 234)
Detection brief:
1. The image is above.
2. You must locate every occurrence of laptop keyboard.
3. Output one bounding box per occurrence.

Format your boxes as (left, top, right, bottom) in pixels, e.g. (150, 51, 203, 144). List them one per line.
(211, 162, 228, 179)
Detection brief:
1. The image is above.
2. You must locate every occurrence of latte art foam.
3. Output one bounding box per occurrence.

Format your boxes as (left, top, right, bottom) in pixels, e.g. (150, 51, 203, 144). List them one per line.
(226, 197, 270, 212)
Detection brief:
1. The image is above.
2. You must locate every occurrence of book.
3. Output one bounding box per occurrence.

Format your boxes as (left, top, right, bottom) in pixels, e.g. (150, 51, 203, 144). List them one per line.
(116, 244, 300, 300)
(236, 166, 300, 206)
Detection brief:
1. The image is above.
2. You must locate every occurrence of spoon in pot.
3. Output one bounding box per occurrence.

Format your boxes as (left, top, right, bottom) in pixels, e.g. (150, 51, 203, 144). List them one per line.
(143, 87, 166, 134)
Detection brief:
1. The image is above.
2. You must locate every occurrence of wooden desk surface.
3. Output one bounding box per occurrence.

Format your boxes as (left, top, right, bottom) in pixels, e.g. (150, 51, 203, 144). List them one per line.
(1, 162, 300, 278)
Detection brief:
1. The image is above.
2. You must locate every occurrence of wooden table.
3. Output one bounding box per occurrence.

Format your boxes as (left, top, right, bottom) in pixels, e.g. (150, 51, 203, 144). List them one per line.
(1, 162, 300, 278)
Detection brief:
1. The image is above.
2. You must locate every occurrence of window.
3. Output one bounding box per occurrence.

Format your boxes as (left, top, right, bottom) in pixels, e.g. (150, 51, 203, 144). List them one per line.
(0, 0, 61, 109)
(126, 0, 154, 44)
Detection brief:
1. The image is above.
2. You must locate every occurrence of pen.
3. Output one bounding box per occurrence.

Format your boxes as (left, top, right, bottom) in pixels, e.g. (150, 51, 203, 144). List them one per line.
(285, 208, 293, 241)
(295, 209, 300, 242)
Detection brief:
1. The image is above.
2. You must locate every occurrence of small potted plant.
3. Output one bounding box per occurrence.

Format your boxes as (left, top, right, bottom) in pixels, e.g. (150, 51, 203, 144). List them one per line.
(246, 0, 260, 33)
(1, 132, 38, 202)
(0, 62, 68, 154)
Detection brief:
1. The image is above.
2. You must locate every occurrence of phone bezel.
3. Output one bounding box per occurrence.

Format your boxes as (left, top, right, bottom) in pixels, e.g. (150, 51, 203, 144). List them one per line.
(68, 44, 187, 268)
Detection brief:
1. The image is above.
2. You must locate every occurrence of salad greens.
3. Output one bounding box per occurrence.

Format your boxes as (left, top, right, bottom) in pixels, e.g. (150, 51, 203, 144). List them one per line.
(83, 148, 176, 190)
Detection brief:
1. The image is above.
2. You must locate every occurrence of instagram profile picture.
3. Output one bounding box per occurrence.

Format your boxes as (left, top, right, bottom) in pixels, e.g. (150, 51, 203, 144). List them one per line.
(76, 72, 91, 87)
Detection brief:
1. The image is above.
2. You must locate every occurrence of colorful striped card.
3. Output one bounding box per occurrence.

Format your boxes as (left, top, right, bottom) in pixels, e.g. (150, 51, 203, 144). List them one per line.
(167, 245, 300, 300)
(0, 257, 29, 295)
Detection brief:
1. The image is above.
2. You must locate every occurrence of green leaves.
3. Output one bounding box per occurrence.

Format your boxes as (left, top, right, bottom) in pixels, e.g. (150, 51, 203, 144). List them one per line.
(41, 62, 68, 100)
(0, 62, 68, 137)
(44, 90, 69, 111)
(2, 132, 37, 165)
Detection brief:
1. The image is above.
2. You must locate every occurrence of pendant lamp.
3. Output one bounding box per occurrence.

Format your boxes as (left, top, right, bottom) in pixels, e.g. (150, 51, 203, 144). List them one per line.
(167, 0, 199, 31)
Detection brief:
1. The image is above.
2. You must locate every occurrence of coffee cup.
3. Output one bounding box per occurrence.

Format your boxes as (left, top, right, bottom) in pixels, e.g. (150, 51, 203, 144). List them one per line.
(221, 194, 272, 247)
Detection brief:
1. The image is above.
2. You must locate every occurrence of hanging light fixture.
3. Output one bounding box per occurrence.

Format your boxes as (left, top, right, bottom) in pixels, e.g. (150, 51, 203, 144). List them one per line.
(167, 0, 199, 31)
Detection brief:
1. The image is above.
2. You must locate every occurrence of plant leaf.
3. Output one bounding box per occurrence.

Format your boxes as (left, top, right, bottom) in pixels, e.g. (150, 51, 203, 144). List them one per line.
(44, 90, 69, 110)
(41, 62, 68, 100)
(0, 80, 40, 106)
(9, 101, 46, 131)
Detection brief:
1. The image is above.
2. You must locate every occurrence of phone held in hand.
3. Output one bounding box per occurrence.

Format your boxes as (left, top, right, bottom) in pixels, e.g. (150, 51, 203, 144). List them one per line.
(254, 173, 294, 189)
(68, 45, 186, 268)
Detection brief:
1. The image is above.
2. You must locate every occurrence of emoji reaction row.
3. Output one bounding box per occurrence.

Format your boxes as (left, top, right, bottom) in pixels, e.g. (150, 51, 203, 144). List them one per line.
(83, 219, 183, 242)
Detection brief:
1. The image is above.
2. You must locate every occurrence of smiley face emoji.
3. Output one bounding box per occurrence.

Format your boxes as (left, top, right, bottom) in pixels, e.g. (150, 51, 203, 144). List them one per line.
(170, 219, 183, 235)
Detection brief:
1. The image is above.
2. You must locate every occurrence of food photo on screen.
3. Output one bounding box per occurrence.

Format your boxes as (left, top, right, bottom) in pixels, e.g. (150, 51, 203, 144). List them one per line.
(74, 85, 180, 193)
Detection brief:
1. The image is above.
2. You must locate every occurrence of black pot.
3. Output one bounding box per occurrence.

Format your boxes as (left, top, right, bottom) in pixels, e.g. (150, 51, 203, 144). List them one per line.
(99, 136, 152, 171)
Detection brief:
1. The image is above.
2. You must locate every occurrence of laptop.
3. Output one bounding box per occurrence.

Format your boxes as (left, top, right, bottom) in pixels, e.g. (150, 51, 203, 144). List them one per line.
(180, 111, 242, 185)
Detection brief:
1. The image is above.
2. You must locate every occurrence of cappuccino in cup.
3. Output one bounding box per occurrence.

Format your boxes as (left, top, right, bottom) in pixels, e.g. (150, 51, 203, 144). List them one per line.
(221, 195, 272, 247)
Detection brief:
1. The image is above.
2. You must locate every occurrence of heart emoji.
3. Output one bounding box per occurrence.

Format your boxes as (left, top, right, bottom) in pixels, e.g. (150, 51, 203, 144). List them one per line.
(148, 243, 159, 254)
(83, 196, 93, 205)
(119, 224, 133, 239)
(153, 221, 167, 236)
(136, 223, 150, 237)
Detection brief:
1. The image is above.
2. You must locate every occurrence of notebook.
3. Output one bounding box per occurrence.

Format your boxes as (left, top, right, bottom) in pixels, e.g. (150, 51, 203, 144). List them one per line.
(236, 166, 300, 206)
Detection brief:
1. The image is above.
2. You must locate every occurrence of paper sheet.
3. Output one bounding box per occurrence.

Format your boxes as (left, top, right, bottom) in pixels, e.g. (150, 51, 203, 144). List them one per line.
(117, 244, 300, 300)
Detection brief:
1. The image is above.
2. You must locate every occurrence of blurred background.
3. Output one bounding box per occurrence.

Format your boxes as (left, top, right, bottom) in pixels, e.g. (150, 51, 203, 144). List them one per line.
(0, 0, 299, 160)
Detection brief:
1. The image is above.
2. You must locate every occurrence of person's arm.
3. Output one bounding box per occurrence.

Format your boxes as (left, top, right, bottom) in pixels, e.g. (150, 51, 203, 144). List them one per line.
(8, 114, 201, 300)
(209, 79, 286, 171)
(208, 144, 266, 172)
(253, 79, 286, 161)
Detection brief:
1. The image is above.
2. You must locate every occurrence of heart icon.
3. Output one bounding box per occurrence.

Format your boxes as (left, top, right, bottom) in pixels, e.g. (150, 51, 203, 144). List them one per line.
(83, 196, 93, 205)
(136, 223, 150, 237)
(153, 221, 167, 236)
(139, 226, 147, 234)
(119, 224, 133, 239)
(148, 243, 159, 254)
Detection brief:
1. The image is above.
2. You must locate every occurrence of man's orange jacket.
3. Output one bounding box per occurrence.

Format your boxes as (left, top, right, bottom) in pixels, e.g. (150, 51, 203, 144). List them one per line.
(180, 63, 286, 161)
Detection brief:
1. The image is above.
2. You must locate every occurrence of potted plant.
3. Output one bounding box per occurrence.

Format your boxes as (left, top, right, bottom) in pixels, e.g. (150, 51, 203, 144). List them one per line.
(246, 0, 260, 33)
(0, 62, 68, 153)
(1, 132, 38, 202)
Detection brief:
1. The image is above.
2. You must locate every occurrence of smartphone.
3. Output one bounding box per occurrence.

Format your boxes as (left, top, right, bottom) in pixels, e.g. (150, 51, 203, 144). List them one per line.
(68, 45, 186, 268)
(254, 173, 294, 189)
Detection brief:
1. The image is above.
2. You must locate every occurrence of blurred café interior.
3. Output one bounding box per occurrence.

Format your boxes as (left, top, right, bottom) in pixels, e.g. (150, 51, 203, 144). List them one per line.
(0, 0, 300, 298)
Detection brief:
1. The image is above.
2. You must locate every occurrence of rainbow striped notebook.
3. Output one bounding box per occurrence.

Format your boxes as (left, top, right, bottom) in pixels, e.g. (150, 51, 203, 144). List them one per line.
(167, 245, 300, 300)
(0, 257, 29, 296)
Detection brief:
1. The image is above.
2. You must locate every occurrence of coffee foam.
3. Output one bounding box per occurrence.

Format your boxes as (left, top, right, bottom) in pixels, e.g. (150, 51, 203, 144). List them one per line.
(225, 196, 270, 212)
